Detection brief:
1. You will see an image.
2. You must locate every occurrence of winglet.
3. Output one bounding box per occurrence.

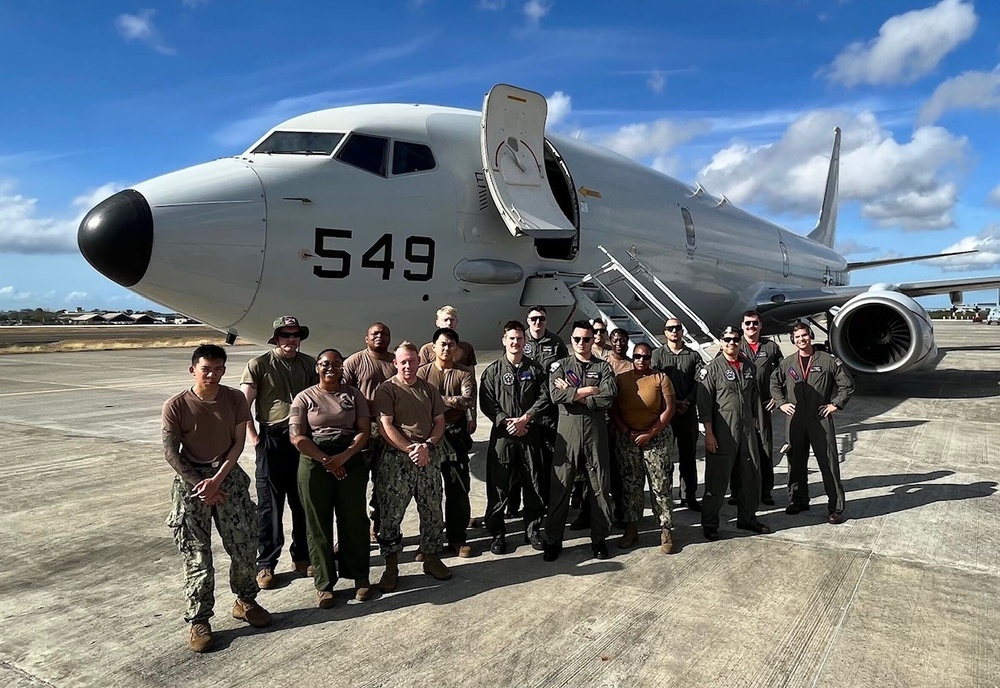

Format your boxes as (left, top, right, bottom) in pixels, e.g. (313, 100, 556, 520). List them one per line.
(807, 127, 840, 249)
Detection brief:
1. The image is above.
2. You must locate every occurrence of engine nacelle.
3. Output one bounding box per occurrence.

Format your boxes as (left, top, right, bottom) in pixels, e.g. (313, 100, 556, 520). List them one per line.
(829, 289, 937, 374)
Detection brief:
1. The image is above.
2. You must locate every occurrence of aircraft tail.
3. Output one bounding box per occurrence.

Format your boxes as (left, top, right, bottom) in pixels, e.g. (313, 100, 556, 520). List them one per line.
(806, 127, 840, 249)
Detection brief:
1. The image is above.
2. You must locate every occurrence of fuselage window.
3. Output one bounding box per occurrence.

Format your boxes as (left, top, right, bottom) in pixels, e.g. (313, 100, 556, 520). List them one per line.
(681, 207, 696, 250)
(336, 134, 389, 177)
(392, 142, 436, 175)
(251, 131, 344, 155)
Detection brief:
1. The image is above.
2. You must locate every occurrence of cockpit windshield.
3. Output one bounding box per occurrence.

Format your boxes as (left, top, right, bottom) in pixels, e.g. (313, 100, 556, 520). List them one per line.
(251, 131, 344, 155)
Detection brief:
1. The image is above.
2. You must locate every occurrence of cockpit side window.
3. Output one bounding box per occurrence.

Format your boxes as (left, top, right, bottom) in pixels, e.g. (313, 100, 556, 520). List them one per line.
(391, 141, 436, 175)
(251, 131, 344, 155)
(336, 134, 389, 177)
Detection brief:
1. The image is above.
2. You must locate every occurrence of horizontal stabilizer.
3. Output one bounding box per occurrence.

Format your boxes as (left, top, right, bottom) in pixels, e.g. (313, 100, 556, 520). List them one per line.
(847, 249, 977, 271)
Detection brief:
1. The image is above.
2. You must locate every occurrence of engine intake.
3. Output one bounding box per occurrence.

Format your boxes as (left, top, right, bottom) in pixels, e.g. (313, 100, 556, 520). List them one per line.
(829, 290, 937, 374)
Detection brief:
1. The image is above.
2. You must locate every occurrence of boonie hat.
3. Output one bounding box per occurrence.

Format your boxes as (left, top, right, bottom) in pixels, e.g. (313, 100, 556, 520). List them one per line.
(268, 315, 310, 345)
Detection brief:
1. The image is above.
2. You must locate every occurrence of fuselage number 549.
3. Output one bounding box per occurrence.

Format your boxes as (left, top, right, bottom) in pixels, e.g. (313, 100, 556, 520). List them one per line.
(313, 228, 435, 282)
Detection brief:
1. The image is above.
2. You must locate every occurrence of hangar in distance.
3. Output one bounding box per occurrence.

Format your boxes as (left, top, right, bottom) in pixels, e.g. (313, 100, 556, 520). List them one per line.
(77, 83, 999, 376)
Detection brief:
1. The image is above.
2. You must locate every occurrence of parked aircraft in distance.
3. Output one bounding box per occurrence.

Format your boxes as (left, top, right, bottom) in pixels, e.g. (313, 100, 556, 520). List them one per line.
(78, 84, 999, 375)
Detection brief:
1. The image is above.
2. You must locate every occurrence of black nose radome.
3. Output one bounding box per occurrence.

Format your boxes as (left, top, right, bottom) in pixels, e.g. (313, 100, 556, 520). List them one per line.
(77, 189, 153, 288)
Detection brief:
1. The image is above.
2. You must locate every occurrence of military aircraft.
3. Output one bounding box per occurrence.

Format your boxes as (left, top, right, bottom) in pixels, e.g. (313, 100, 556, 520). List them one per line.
(77, 84, 999, 375)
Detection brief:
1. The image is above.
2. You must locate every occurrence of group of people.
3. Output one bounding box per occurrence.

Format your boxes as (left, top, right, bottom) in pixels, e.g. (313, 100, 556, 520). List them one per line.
(161, 306, 854, 652)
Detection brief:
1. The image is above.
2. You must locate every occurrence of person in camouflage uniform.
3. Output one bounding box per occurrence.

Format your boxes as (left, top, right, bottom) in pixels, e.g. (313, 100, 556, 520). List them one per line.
(162, 345, 271, 653)
(373, 342, 453, 589)
(611, 342, 678, 553)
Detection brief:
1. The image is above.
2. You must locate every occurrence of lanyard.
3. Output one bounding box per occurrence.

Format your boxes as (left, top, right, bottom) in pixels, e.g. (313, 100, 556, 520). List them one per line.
(798, 354, 813, 382)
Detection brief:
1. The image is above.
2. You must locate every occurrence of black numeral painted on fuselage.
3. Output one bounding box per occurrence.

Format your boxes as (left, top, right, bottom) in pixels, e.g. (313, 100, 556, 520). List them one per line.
(313, 229, 435, 282)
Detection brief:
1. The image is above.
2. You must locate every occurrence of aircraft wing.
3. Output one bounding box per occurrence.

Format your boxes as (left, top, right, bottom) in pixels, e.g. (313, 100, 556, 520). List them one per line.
(755, 275, 1000, 322)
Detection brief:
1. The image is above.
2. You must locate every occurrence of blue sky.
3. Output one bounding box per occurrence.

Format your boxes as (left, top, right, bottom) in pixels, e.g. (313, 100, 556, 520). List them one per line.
(1, 0, 999, 310)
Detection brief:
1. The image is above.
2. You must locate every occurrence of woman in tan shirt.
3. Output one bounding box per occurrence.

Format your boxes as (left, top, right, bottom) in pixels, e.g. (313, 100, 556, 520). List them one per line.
(290, 349, 371, 608)
(611, 342, 678, 553)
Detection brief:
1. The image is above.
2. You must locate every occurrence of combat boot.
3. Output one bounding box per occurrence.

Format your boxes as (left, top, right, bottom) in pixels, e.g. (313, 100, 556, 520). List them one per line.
(618, 522, 639, 549)
(355, 578, 373, 602)
(378, 553, 399, 592)
(660, 527, 675, 554)
(422, 553, 453, 581)
(188, 622, 212, 653)
(256, 567, 275, 590)
(232, 598, 272, 628)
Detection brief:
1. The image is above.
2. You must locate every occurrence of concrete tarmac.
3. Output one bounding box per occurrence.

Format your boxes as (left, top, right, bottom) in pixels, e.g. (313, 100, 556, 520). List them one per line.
(1, 320, 998, 687)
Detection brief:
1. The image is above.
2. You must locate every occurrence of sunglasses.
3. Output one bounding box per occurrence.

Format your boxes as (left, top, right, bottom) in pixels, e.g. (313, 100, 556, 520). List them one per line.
(743, 321, 760, 328)
(572, 336, 593, 343)
(528, 316, 546, 322)
(277, 331, 302, 339)
(633, 353, 652, 360)
(721, 337, 740, 344)
(592, 328, 606, 334)
(664, 325, 682, 332)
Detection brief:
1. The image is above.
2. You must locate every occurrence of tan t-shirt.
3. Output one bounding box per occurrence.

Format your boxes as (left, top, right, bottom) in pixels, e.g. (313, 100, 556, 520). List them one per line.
(418, 341, 477, 368)
(162, 386, 251, 464)
(240, 349, 317, 426)
(374, 375, 446, 444)
(614, 370, 675, 430)
(290, 384, 371, 441)
(341, 348, 396, 407)
(606, 352, 634, 376)
(416, 362, 476, 424)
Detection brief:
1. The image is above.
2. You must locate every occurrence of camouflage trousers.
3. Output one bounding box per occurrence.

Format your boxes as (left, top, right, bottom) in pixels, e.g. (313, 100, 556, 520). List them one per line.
(165, 464, 258, 623)
(615, 428, 677, 528)
(375, 447, 445, 557)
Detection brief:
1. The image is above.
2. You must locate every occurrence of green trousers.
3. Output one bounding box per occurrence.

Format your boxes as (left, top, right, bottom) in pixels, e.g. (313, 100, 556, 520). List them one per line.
(297, 437, 370, 592)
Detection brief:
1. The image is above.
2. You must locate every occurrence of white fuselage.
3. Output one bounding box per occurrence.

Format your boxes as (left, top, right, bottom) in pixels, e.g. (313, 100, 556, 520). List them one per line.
(125, 104, 847, 352)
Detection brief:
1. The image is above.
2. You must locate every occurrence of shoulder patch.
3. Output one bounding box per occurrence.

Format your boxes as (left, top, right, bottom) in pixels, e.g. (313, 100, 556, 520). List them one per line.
(549, 361, 561, 373)
(833, 357, 843, 367)
(697, 367, 708, 381)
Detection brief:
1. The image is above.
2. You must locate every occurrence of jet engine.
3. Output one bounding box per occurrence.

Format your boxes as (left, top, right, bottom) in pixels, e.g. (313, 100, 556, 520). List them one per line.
(829, 288, 937, 374)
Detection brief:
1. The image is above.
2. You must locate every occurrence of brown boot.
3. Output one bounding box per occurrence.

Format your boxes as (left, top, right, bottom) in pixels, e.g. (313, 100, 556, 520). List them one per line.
(293, 560, 312, 577)
(660, 527, 675, 554)
(232, 598, 272, 628)
(619, 522, 639, 549)
(377, 553, 399, 592)
(256, 567, 275, 590)
(355, 578, 373, 602)
(317, 590, 335, 609)
(188, 622, 212, 653)
(422, 553, 453, 581)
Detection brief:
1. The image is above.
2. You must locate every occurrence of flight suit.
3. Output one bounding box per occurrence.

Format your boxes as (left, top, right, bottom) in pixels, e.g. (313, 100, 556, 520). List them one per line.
(544, 355, 618, 545)
(697, 352, 763, 530)
(651, 345, 703, 501)
(479, 355, 551, 540)
(732, 337, 783, 497)
(770, 349, 854, 514)
(520, 331, 567, 507)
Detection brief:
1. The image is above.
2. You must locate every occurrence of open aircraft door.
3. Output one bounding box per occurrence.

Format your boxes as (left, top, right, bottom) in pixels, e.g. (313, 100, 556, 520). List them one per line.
(481, 84, 577, 239)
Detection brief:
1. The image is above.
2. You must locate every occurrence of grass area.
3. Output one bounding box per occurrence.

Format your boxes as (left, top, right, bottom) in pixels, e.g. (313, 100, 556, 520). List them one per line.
(0, 337, 252, 355)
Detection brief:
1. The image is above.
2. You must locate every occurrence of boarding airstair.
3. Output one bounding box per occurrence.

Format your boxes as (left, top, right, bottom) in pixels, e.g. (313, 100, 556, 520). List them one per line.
(567, 245, 719, 362)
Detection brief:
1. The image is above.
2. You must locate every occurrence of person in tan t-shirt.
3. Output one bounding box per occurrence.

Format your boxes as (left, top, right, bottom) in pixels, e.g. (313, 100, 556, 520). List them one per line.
(417, 305, 477, 367)
(417, 327, 477, 558)
(341, 322, 396, 536)
(611, 341, 678, 553)
(372, 342, 452, 590)
(162, 344, 271, 653)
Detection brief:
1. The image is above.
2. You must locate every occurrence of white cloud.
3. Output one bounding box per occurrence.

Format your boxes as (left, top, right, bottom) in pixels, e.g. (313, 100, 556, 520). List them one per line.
(115, 10, 176, 56)
(599, 119, 711, 160)
(647, 70, 665, 94)
(696, 109, 967, 231)
(836, 239, 879, 256)
(0, 181, 119, 254)
(546, 91, 571, 126)
(65, 291, 88, 303)
(0, 285, 34, 301)
(935, 224, 1000, 271)
(479, 0, 506, 8)
(918, 65, 1000, 125)
(523, 0, 552, 29)
(181, 0, 209, 6)
(824, 0, 976, 87)
(989, 184, 1000, 206)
